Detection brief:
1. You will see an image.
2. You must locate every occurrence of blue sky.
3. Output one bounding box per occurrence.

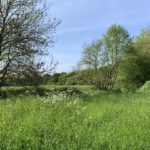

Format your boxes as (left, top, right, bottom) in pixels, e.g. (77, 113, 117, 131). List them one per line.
(48, 0, 150, 73)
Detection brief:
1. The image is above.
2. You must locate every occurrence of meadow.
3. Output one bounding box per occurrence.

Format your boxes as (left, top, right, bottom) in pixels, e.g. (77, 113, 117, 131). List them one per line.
(0, 85, 150, 149)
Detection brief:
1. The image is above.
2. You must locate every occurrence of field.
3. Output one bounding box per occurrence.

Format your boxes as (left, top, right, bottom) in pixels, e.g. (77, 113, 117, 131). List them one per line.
(0, 86, 150, 149)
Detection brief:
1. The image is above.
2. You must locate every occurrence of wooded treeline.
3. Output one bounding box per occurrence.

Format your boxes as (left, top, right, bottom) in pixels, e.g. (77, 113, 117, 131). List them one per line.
(43, 25, 150, 91)
(77, 24, 150, 91)
(0, 1, 150, 92)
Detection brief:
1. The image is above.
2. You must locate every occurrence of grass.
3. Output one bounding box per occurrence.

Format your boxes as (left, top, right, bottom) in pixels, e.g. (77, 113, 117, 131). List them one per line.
(0, 86, 150, 149)
(138, 81, 150, 93)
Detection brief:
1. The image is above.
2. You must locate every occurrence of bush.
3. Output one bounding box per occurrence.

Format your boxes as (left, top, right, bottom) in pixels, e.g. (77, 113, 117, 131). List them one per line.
(0, 86, 85, 99)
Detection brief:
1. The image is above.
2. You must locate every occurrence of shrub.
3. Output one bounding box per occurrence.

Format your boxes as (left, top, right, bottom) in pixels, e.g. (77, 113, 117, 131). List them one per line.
(0, 86, 85, 99)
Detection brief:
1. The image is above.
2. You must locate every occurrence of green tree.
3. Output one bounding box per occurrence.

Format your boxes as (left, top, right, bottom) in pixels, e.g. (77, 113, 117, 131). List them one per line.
(81, 40, 103, 72)
(118, 28, 150, 90)
(79, 24, 131, 91)
(52, 73, 61, 84)
(102, 24, 132, 90)
(58, 73, 68, 85)
(0, 0, 59, 86)
(103, 24, 130, 65)
(79, 40, 103, 86)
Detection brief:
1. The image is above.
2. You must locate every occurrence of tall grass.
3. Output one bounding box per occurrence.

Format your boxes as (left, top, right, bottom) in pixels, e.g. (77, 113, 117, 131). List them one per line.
(0, 89, 150, 149)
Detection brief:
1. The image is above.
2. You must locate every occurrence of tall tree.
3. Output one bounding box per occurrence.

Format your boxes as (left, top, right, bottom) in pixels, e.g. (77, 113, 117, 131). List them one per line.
(102, 24, 132, 89)
(135, 28, 150, 55)
(118, 28, 150, 90)
(0, 0, 59, 86)
(79, 25, 131, 91)
(81, 40, 103, 72)
(79, 40, 103, 85)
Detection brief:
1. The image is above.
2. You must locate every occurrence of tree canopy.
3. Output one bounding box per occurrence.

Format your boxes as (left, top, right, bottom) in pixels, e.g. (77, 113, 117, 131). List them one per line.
(0, 0, 59, 86)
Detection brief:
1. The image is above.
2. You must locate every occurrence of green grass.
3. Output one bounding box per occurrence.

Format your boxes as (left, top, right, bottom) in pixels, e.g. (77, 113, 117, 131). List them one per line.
(138, 81, 150, 93)
(0, 86, 150, 149)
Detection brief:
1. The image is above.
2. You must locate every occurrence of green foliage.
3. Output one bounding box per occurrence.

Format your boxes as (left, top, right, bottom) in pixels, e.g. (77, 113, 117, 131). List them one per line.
(52, 73, 61, 83)
(43, 71, 89, 86)
(0, 86, 85, 98)
(119, 52, 150, 90)
(118, 28, 150, 90)
(44, 73, 68, 85)
(78, 25, 150, 91)
(58, 73, 68, 85)
(79, 24, 132, 91)
(42, 74, 53, 84)
(81, 40, 103, 70)
(66, 75, 80, 85)
(135, 28, 150, 54)
(27, 25, 150, 92)
(0, 0, 59, 86)
(103, 24, 131, 63)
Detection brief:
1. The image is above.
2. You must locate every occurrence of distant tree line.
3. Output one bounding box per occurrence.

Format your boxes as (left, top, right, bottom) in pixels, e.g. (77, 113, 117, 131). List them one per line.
(1, 0, 150, 92)
(42, 72, 81, 85)
(77, 25, 150, 91)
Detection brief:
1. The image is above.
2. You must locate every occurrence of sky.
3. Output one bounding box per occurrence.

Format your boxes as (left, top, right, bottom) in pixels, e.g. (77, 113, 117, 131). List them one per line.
(47, 0, 150, 73)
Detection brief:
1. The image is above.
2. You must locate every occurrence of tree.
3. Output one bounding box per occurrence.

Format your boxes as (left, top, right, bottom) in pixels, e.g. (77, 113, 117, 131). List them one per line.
(118, 49, 150, 91)
(5, 55, 58, 86)
(81, 40, 103, 72)
(102, 24, 131, 90)
(118, 28, 150, 90)
(0, 0, 59, 86)
(135, 28, 150, 53)
(103, 25, 130, 64)
(51, 73, 61, 84)
(42, 74, 53, 85)
(79, 40, 103, 85)
(14, 61, 45, 86)
(58, 73, 68, 85)
(79, 24, 131, 91)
